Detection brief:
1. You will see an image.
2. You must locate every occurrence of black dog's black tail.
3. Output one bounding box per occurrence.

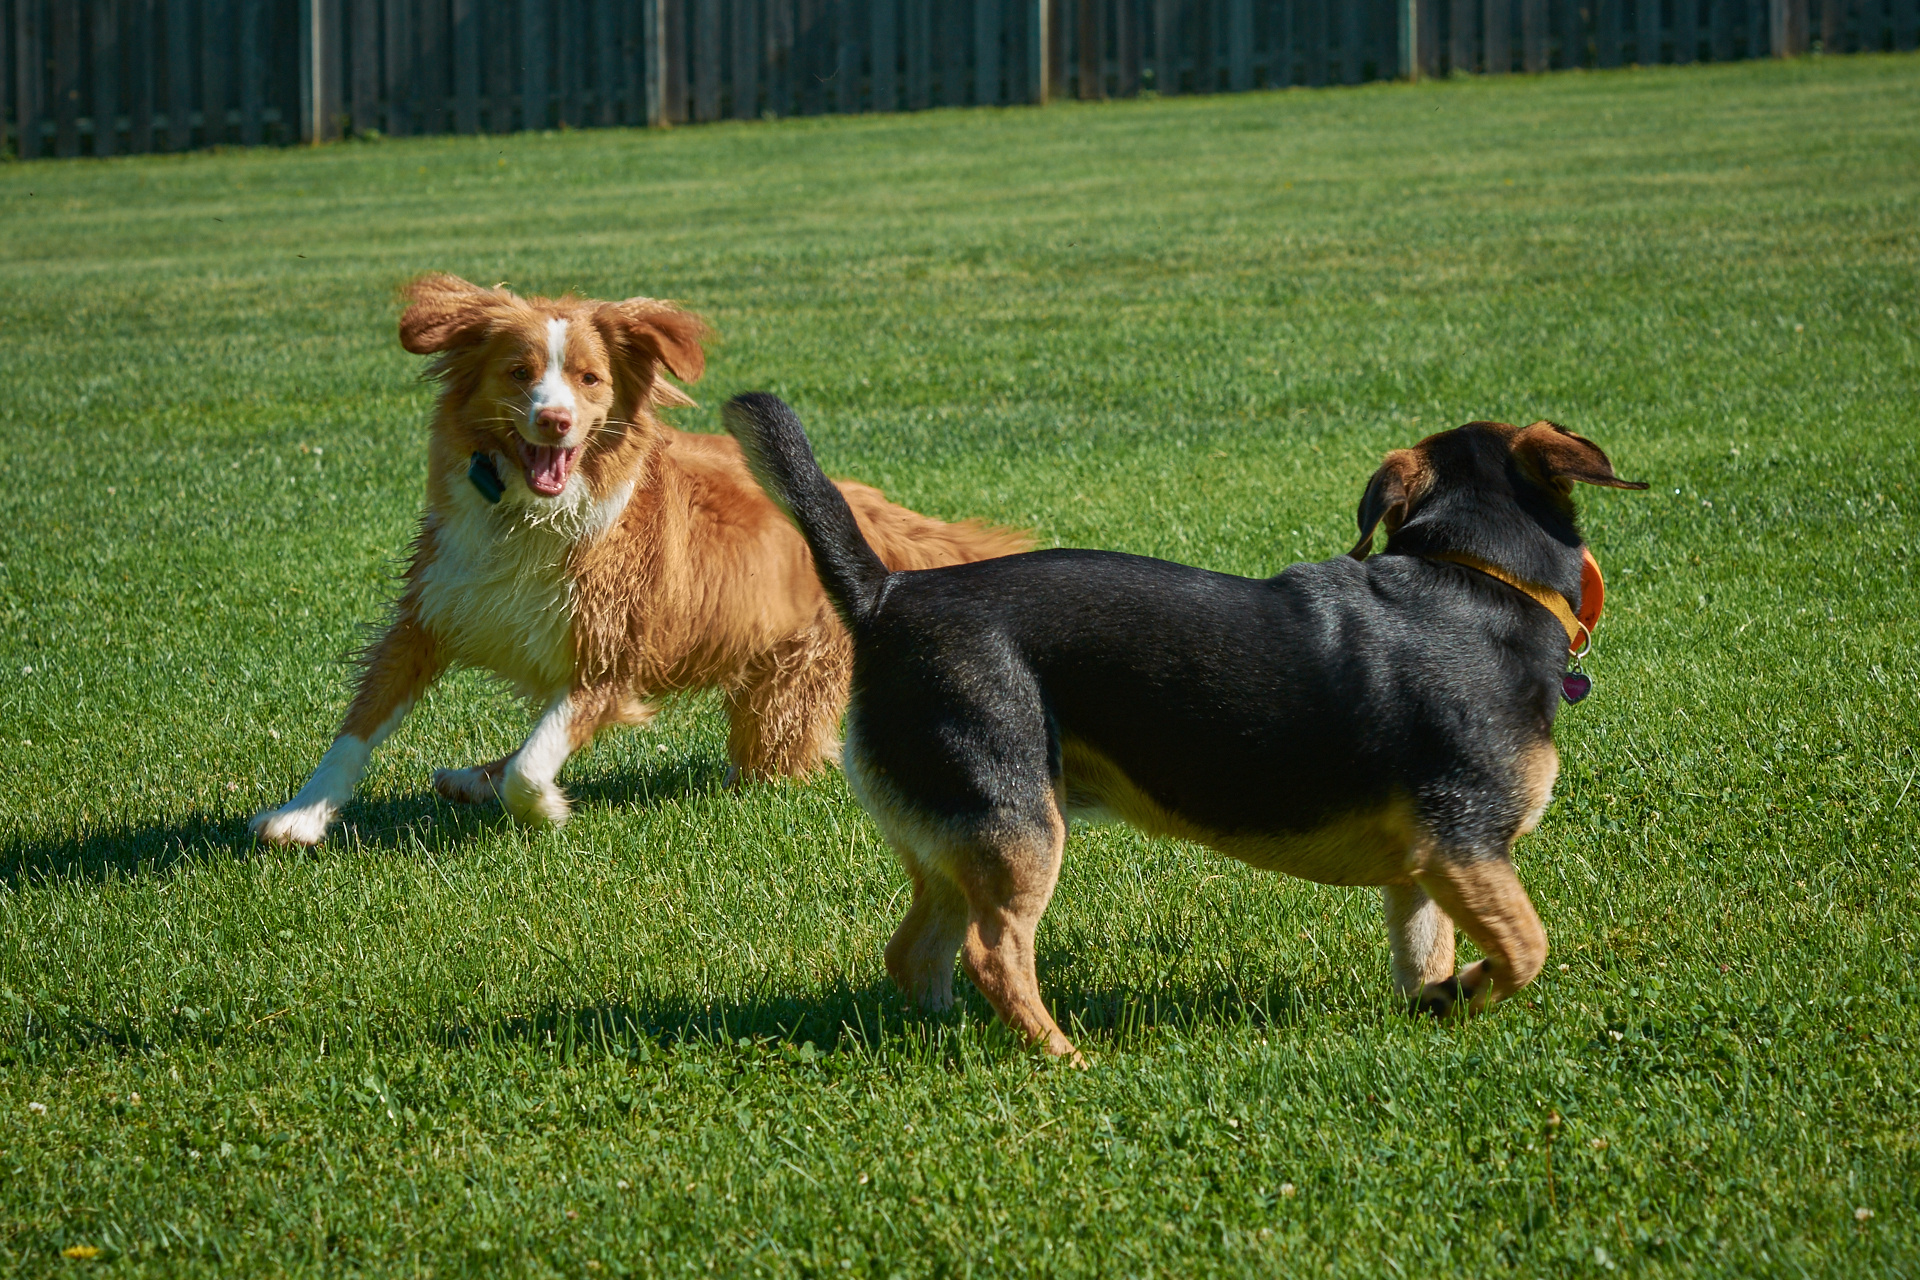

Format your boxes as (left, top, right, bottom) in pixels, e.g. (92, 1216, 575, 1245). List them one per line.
(723, 392, 891, 626)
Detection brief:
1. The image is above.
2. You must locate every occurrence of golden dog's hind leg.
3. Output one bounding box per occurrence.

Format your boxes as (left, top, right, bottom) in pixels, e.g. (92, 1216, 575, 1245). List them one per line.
(1381, 882, 1458, 1000)
(252, 612, 445, 847)
(723, 620, 851, 784)
(433, 685, 649, 808)
(884, 860, 972, 1012)
(431, 751, 514, 805)
(1410, 855, 1547, 1017)
(951, 807, 1083, 1063)
(566, 686, 655, 748)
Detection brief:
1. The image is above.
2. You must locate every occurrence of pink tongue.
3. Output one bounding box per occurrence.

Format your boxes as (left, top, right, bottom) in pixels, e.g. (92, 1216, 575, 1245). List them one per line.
(518, 443, 576, 496)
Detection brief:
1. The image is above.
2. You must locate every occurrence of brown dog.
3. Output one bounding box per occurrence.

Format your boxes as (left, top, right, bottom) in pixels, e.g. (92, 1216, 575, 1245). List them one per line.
(251, 275, 1026, 845)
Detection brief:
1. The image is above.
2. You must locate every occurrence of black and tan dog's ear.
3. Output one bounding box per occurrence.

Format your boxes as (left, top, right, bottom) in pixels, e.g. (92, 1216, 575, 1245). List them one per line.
(398, 273, 510, 354)
(1350, 449, 1430, 559)
(596, 298, 710, 408)
(1513, 422, 1650, 491)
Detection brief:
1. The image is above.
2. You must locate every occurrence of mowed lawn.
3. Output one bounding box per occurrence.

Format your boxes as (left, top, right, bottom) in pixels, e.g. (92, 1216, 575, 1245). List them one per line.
(1, 52, 1917, 1276)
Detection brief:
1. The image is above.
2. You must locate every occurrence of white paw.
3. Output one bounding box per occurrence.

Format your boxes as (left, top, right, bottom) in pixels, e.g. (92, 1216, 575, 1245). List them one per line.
(433, 766, 503, 806)
(501, 771, 571, 829)
(249, 800, 336, 847)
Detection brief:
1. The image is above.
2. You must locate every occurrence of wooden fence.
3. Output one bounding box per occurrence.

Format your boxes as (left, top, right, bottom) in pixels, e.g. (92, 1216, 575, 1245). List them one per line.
(6, 0, 1916, 158)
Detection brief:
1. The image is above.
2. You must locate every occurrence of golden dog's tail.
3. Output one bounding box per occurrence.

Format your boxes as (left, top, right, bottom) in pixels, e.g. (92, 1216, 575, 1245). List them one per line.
(723, 392, 893, 626)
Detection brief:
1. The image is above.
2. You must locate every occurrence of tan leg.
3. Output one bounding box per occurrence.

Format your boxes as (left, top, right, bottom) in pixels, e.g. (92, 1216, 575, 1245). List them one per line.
(949, 810, 1083, 1062)
(1381, 882, 1457, 999)
(252, 613, 444, 846)
(724, 621, 851, 782)
(1411, 856, 1547, 1016)
(884, 865, 971, 1011)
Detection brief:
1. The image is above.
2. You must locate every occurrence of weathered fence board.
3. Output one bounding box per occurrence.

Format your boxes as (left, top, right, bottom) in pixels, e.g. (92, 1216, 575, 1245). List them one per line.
(448, 0, 472, 132)
(21, 0, 41, 158)
(89, 0, 111, 152)
(52, 0, 76, 154)
(241, 0, 265, 142)
(1521, 0, 1543, 69)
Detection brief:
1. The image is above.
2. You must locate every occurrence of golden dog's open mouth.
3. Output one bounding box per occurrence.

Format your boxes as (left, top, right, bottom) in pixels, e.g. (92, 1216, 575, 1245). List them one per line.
(517, 441, 578, 497)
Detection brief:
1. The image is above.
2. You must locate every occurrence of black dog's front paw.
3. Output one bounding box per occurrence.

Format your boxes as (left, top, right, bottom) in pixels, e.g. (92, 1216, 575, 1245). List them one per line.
(1414, 975, 1466, 1018)
(1414, 961, 1492, 1018)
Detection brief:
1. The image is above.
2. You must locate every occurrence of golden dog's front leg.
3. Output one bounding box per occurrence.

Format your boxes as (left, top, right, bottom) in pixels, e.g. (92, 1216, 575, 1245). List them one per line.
(252, 614, 444, 847)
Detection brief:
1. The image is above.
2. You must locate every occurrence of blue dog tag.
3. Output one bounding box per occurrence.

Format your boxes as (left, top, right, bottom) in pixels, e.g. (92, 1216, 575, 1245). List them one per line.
(469, 452, 505, 504)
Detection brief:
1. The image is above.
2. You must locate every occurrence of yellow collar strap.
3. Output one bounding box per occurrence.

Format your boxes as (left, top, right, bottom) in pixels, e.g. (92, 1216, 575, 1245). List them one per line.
(1430, 551, 1590, 657)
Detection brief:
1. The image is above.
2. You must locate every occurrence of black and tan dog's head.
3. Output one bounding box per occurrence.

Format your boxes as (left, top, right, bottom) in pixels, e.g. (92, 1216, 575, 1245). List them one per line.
(1351, 421, 1648, 602)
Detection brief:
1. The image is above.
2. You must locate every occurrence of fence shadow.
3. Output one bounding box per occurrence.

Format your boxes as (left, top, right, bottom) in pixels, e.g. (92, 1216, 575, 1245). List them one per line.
(0, 756, 730, 890)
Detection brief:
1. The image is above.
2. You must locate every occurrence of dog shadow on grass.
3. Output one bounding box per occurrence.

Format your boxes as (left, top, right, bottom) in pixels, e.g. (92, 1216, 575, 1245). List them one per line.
(433, 962, 1318, 1066)
(0, 757, 728, 890)
(0, 812, 257, 891)
(555, 753, 729, 816)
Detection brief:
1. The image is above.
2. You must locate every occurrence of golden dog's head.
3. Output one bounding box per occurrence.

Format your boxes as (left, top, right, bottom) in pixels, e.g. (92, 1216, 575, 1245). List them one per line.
(399, 273, 707, 503)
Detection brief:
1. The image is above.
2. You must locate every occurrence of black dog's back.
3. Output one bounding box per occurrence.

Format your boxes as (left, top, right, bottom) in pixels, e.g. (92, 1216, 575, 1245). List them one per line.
(852, 545, 1564, 858)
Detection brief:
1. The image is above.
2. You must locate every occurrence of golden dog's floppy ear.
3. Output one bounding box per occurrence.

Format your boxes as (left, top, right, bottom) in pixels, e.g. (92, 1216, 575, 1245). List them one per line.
(397, 273, 509, 354)
(596, 298, 710, 408)
(650, 379, 699, 408)
(1512, 421, 1650, 491)
(1350, 448, 1429, 560)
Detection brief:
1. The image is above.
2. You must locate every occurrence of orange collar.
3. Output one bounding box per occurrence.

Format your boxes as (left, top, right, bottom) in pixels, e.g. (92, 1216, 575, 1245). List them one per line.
(1429, 549, 1604, 657)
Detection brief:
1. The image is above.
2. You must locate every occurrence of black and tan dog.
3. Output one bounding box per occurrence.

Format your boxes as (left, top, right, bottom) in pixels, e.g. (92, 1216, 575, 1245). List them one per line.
(725, 393, 1645, 1060)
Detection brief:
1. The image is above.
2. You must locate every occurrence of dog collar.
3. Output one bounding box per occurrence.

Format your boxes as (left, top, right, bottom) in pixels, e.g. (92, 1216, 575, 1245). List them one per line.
(1429, 550, 1595, 658)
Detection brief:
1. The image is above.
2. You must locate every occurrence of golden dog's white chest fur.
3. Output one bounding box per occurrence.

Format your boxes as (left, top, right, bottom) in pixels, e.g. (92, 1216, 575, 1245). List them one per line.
(414, 476, 628, 697)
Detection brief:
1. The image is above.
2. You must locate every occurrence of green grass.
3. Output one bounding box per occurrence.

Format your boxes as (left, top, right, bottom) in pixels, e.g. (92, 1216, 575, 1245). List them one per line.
(1, 53, 1917, 1276)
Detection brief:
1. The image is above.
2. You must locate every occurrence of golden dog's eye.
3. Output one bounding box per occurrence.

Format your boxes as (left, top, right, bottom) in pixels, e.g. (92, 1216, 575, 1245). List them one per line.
(510, 367, 531, 382)
(580, 372, 599, 386)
